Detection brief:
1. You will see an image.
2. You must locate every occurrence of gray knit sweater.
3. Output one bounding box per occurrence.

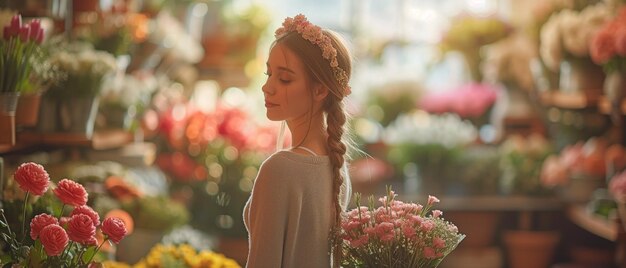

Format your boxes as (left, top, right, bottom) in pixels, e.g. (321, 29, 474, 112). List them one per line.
(244, 150, 335, 268)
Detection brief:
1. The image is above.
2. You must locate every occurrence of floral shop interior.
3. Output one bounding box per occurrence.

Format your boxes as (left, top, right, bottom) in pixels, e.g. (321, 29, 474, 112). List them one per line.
(1, 0, 626, 267)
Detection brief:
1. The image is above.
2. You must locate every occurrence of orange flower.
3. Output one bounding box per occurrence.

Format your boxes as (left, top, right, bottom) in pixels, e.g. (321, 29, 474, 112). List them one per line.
(104, 176, 142, 201)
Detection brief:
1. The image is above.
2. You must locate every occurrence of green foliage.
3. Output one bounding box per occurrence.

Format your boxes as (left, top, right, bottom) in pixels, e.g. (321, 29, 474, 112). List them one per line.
(121, 195, 189, 232)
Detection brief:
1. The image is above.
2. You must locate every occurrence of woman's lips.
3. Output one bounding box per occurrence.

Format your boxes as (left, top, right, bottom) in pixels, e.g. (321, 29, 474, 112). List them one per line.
(265, 101, 278, 108)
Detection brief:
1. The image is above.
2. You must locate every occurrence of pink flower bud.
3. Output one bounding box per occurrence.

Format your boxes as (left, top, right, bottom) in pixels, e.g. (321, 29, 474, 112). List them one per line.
(19, 25, 30, 42)
(10, 14, 21, 30)
(29, 19, 40, 41)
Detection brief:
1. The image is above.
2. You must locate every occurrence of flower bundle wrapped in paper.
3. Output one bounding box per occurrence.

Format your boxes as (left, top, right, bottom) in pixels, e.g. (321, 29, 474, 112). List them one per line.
(340, 187, 465, 268)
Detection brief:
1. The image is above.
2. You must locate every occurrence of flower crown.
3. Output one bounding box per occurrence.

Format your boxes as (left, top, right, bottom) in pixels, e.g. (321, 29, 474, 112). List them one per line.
(275, 14, 351, 97)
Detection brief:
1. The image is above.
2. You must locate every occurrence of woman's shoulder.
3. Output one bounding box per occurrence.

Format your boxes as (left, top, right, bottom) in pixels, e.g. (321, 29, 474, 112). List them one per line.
(256, 151, 329, 183)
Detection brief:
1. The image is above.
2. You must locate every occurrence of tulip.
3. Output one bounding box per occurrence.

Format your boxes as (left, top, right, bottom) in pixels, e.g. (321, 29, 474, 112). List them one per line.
(29, 20, 40, 41)
(19, 25, 30, 42)
(9, 14, 21, 32)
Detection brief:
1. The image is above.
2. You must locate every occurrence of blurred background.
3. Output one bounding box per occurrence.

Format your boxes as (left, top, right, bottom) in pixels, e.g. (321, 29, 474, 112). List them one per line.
(1, 0, 625, 267)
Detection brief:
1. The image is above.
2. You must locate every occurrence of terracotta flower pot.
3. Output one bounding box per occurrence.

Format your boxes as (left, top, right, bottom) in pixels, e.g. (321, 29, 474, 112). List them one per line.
(503, 230, 560, 268)
(0, 92, 19, 145)
(15, 93, 41, 127)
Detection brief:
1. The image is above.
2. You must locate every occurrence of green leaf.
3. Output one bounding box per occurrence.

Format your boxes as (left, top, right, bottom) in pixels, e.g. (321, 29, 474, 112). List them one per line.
(81, 246, 97, 264)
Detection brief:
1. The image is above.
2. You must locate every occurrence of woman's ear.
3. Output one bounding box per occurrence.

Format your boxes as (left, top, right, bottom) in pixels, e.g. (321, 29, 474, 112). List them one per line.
(313, 84, 329, 102)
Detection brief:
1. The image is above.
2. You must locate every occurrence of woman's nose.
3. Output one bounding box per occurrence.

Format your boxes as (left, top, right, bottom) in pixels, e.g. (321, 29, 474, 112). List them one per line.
(262, 80, 274, 95)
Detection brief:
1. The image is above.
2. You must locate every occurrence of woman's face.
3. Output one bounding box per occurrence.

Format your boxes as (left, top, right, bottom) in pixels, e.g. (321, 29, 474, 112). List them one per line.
(262, 43, 313, 122)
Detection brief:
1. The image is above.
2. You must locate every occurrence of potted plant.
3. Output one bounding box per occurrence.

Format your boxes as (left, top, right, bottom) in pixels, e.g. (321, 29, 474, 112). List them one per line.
(39, 41, 117, 137)
(589, 5, 626, 125)
(0, 14, 45, 144)
(539, 2, 611, 98)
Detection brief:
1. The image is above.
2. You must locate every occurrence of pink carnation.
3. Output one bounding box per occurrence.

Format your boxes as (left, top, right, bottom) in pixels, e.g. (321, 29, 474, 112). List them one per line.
(67, 214, 96, 245)
(39, 224, 68, 256)
(428, 195, 440, 206)
(101, 217, 127, 244)
(71, 206, 100, 226)
(30, 213, 58, 240)
(432, 210, 443, 218)
(53, 179, 88, 206)
(13, 162, 50, 196)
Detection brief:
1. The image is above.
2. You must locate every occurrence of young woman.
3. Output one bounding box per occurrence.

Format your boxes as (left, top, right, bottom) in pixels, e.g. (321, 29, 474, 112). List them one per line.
(243, 14, 353, 267)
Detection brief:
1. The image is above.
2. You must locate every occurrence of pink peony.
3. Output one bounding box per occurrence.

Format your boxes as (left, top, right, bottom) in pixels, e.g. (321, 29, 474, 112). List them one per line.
(13, 162, 50, 196)
(71, 206, 100, 226)
(101, 217, 127, 244)
(30, 213, 58, 240)
(54, 179, 88, 206)
(67, 214, 96, 245)
(39, 224, 68, 256)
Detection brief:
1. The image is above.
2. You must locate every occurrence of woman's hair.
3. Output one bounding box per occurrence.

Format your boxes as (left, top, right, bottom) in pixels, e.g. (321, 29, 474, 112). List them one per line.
(276, 30, 352, 266)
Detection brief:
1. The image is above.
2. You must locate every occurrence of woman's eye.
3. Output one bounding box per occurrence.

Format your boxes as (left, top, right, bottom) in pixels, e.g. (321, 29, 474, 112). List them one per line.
(279, 79, 291, 83)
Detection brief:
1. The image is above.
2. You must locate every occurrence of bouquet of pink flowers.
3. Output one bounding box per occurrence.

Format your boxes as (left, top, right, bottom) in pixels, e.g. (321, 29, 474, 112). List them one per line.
(590, 6, 626, 72)
(340, 187, 465, 268)
(0, 162, 128, 267)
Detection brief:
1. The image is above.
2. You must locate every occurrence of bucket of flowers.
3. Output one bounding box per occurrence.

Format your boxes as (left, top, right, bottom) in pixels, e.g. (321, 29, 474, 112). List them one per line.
(0, 162, 128, 267)
(340, 187, 465, 267)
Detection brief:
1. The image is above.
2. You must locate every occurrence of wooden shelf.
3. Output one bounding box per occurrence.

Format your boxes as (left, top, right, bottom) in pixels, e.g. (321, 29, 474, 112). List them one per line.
(540, 91, 597, 109)
(0, 129, 133, 154)
(567, 205, 617, 241)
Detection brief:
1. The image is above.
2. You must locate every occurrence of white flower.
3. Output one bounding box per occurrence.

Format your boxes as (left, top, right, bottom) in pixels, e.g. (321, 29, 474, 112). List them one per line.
(540, 13, 563, 71)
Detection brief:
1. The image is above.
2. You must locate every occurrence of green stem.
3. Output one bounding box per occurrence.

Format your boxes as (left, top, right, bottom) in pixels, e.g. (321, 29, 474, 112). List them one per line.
(58, 204, 66, 218)
(21, 191, 30, 242)
(61, 241, 74, 262)
(86, 238, 107, 265)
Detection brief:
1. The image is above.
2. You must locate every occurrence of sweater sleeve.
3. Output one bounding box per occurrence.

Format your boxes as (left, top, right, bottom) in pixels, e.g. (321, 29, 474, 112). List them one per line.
(246, 156, 292, 267)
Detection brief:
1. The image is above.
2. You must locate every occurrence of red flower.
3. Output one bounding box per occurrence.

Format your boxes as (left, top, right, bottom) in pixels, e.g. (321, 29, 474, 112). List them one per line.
(30, 213, 58, 240)
(615, 27, 626, 57)
(101, 217, 127, 244)
(53, 179, 88, 206)
(67, 214, 96, 245)
(71, 206, 100, 226)
(591, 28, 616, 64)
(13, 162, 50, 196)
(39, 224, 68, 256)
